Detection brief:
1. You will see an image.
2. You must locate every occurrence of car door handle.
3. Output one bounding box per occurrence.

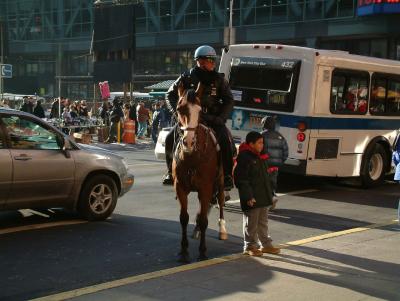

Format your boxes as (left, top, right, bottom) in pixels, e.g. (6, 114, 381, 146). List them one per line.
(14, 154, 32, 161)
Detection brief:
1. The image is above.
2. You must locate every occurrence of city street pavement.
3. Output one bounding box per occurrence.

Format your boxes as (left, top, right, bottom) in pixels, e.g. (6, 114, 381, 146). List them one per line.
(1, 139, 399, 301)
(34, 222, 400, 301)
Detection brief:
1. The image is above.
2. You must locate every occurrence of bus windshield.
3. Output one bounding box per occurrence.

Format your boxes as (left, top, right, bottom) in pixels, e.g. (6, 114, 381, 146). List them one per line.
(229, 57, 301, 112)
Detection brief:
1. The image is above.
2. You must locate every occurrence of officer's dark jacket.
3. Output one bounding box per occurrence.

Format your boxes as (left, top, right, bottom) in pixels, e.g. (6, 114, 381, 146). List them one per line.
(234, 143, 274, 211)
(166, 66, 234, 122)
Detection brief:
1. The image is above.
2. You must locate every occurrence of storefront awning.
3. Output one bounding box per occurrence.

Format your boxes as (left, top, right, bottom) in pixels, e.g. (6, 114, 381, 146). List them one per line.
(145, 80, 175, 91)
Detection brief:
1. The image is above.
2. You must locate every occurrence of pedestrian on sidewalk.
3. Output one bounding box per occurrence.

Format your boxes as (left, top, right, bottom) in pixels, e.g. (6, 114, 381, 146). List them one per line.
(33, 100, 45, 118)
(393, 134, 400, 183)
(151, 102, 161, 144)
(136, 102, 149, 139)
(106, 98, 124, 143)
(234, 131, 281, 257)
(261, 115, 288, 210)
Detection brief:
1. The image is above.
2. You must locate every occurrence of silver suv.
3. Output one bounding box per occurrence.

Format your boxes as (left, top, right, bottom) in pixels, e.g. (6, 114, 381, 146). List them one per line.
(0, 108, 134, 220)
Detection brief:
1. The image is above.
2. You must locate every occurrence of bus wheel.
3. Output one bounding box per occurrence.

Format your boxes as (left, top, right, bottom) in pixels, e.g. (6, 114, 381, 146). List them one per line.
(361, 144, 387, 188)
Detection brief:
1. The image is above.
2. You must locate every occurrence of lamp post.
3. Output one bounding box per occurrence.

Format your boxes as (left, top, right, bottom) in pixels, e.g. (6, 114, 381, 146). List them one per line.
(229, 0, 234, 45)
(0, 21, 4, 99)
(224, 0, 235, 46)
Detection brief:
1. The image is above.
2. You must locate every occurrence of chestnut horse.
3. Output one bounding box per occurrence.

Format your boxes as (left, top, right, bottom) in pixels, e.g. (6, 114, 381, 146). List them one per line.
(173, 83, 228, 262)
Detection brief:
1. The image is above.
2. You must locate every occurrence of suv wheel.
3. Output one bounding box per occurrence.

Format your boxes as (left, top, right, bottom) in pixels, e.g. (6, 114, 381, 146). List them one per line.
(78, 175, 118, 221)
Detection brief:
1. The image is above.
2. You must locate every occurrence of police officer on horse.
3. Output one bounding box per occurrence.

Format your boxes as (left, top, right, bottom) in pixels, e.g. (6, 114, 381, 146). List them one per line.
(162, 45, 235, 190)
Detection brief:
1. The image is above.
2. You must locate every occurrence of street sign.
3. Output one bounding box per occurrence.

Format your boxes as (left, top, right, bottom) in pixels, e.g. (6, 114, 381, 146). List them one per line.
(0, 64, 12, 78)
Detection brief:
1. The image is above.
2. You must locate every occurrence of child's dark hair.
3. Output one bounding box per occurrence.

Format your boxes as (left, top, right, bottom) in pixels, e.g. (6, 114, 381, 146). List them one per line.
(246, 131, 263, 144)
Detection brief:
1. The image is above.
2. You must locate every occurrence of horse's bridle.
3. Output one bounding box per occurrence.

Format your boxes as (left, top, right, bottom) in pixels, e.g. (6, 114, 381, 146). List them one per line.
(180, 126, 197, 131)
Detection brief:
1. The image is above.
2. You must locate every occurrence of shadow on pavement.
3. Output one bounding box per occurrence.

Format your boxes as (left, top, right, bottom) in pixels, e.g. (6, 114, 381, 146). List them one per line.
(295, 186, 399, 209)
(262, 242, 400, 301)
(0, 214, 242, 301)
(268, 209, 370, 231)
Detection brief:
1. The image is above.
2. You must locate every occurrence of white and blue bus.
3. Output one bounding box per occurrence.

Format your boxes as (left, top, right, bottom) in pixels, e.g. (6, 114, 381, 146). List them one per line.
(219, 44, 400, 187)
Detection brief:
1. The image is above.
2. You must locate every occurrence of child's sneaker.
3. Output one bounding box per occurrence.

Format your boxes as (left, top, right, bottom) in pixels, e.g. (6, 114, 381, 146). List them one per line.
(260, 246, 281, 255)
(243, 247, 263, 257)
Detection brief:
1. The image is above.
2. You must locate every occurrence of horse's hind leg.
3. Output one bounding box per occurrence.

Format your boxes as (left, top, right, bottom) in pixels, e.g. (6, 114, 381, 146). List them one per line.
(176, 186, 190, 263)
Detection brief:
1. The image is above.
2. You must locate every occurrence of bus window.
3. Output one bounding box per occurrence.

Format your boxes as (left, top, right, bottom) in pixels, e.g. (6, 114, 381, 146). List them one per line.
(229, 57, 301, 112)
(370, 77, 387, 115)
(387, 79, 400, 115)
(330, 69, 369, 115)
(370, 73, 400, 116)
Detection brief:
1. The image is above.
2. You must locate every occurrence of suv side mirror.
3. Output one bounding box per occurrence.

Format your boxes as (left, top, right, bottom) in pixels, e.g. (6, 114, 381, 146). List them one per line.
(56, 134, 64, 149)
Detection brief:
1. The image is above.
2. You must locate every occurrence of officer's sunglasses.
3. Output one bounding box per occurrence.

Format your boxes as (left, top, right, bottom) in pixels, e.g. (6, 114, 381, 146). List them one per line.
(198, 57, 216, 63)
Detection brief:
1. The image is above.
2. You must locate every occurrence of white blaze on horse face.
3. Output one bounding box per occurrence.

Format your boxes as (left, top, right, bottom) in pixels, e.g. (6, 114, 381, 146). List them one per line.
(182, 103, 201, 152)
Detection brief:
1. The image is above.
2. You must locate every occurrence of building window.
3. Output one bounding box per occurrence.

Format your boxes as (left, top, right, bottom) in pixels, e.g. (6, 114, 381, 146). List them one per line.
(26, 63, 39, 76)
(256, 1, 271, 24)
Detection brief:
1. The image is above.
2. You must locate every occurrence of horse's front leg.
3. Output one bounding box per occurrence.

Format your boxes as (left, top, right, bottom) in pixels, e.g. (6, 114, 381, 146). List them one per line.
(176, 185, 190, 263)
(197, 188, 213, 261)
(192, 204, 212, 240)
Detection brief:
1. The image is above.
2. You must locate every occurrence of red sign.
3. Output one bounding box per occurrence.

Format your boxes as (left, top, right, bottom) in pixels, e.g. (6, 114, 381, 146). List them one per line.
(99, 81, 110, 99)
(359, 0, 399, 6)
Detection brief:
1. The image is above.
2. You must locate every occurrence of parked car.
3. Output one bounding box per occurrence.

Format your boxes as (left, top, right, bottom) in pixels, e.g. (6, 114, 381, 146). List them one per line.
(0, 108, 134, 220)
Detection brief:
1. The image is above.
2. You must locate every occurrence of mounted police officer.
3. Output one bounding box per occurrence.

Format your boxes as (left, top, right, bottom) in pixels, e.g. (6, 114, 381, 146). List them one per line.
(162, 45, 234, 190)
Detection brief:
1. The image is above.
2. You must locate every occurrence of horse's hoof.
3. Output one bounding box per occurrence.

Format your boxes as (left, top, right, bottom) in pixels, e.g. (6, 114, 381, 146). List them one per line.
(219, 232, 228, 240)
(197, 254, 208, 261)
(178, 253, 191, 263)
(191, 229, 200, 240)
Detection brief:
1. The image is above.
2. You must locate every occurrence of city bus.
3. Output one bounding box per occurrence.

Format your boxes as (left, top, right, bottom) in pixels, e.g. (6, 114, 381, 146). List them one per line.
(219, 44, 400, 187)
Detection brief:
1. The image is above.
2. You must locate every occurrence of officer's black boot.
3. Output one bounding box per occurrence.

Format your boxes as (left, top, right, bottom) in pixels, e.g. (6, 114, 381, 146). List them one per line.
(222, 151, 234, 190)
(224, 174, 234, 191)
(162, 154, 173, 185)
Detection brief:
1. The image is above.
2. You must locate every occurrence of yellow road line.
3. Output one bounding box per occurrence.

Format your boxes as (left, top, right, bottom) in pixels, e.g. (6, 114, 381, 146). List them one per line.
(0, 220, 87, 236)
(30, 220, 398, 301)
(278, 220, 398, 248)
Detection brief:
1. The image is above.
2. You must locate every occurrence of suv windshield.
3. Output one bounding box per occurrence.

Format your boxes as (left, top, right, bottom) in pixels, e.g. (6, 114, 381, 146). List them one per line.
(229, 57, 301, 112)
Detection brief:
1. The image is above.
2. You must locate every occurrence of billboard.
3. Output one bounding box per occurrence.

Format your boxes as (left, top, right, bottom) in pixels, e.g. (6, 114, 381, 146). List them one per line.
(93, 4, 135, 83)
(357, 0, 400, 16)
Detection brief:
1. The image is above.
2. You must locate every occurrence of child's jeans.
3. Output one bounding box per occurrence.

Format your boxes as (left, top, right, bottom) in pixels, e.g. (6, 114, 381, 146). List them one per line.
(243, 207, 272, 251)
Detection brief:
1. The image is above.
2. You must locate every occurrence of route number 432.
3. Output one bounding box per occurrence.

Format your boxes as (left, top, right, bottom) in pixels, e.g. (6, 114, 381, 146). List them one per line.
(281, 61, 295, 68)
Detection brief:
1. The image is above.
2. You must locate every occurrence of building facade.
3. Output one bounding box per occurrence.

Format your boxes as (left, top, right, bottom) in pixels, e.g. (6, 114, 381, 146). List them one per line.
(0, 0, 94, 98)
(0, 0, 399, 97)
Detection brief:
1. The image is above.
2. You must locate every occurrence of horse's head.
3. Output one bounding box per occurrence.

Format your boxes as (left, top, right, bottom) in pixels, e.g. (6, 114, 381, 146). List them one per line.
(176, 82, 203, 152)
